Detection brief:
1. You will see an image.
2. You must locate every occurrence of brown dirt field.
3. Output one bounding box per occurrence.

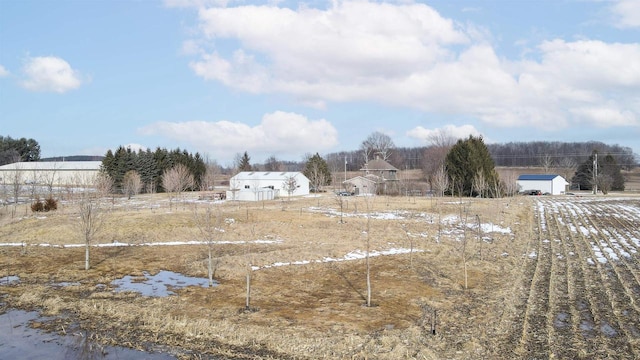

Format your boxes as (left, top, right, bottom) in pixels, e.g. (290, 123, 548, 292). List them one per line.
(1, 192, 639, 359)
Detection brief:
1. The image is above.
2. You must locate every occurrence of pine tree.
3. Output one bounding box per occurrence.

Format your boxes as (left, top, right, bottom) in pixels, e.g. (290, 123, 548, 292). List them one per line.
(571, 152, 625, 192)
(445, 135, 499, 197)
(303, 153, 332, 191)
(238, 151, 252, 171)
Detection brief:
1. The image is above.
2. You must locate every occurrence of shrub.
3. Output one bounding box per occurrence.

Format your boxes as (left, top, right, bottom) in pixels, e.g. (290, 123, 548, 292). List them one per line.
(31, 198, 45, 212)
(44, 196, 58, 211)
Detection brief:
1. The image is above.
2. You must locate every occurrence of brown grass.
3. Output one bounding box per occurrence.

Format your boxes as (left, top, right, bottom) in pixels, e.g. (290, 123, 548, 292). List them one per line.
(0, 192, 569, 358)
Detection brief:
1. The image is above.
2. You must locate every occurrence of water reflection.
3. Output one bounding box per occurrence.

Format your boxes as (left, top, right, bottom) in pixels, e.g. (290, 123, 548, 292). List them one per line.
(111, 270, 215, 297)
(0, 310, 175, 359)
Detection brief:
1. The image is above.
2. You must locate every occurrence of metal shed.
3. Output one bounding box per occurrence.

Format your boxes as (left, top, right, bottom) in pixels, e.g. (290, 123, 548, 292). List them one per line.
(517, 174, 568, 195)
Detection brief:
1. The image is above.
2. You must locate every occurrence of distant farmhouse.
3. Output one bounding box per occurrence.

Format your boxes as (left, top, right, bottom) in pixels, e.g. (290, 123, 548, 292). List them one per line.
(0, 161, 102, 186)
(227, 171, 310, 201)
(517, 174, 569, 195)
(344, 157, 399, 195)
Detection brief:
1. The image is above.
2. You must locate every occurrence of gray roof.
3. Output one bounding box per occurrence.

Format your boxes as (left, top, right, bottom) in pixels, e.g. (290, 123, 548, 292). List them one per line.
(360, 159, 398, 171)
(0, 161, 102, 171)
(231, 171, 309, 181)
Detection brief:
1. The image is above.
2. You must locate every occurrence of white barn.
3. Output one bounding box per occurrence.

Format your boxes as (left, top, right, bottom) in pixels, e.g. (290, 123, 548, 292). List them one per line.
(517, 174, 568, 195)
(227, 171, 310, 201)
(0, 161, 102, 186)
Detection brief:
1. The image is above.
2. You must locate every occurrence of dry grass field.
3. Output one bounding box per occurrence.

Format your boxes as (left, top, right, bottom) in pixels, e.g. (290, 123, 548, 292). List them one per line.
(1, 191, 639, 359)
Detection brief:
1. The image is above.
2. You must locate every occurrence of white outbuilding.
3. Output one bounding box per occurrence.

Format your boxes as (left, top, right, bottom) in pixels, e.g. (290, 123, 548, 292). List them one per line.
(517, 174, 568, 195)
(227, 171, 310, 201)
(0, 161, 102, 186)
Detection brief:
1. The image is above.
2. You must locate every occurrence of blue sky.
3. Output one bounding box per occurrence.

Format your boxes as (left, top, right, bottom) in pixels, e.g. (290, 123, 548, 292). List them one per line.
(1, 0, 639, 166)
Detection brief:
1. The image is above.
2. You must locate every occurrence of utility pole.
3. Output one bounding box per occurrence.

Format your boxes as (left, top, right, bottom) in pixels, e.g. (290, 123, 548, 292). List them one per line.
(593, 153, 598, 195)
(344, 155, 347, 184)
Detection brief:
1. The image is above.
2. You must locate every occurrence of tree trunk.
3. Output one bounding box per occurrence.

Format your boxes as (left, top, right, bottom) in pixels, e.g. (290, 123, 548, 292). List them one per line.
(208, 246, 214, 286)
(85, 242, 90, 271)
(245, 271, 251, 310)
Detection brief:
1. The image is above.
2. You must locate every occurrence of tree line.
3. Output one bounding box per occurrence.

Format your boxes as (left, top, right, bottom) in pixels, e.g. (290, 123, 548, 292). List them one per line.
(323, 141, 637, 172)
(0, 135, 40, 165)
(100, 146, 206, 193)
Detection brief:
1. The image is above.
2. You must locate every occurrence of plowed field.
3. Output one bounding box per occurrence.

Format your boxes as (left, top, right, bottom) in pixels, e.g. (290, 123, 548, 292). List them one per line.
(504, 197, 640, 359)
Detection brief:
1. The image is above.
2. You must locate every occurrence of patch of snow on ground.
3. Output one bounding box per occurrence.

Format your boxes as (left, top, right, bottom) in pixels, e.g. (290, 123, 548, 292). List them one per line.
(587, 258, 595, 265)
(466, 222, 512, 234)
(254, 248, 423, 270)
(591, 243, 608, 264)
(0, 239, 283, 248)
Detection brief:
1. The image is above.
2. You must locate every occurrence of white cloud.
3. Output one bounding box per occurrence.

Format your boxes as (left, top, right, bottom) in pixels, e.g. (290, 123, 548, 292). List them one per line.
(21, 56, 83, 93)
(139, 111, 338, 161)
(183, 1, 640, 131)
(610, 0, 640, 28)
(0, 65, 9, 77)
(407, 124, 481, 144)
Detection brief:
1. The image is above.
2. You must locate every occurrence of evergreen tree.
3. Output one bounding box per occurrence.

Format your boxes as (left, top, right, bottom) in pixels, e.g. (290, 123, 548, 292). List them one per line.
(571, 152, 624, 192)
(237, 151, 252, 171)
(602, 154, 625, 191)
(572, 153, 595, 191)
(303, 153, 332, 191)
(0, 135, 40, 165)
(445, 135, 499, 197)
(101, 146, 205, 193)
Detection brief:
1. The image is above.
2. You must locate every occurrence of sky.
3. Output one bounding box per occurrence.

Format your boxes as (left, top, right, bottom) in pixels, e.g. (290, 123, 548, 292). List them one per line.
(1, 0, 639, 166)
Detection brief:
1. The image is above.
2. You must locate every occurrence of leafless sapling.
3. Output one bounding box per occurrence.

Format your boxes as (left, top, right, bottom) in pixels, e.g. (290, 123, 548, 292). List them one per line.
(162, 164, 194, 210)
(193, 204, 222, 286)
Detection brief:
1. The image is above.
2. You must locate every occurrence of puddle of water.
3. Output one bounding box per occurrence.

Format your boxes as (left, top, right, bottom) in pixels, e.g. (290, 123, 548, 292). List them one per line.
(580, 320, 597, 338)
(0, 310, 175, 359)
(111, 270, 215, 297)
(0, 275, 20, 285)
(553, 312, 569, 329)
(600, 321, 618, 337)
(51, 281, 81, 288)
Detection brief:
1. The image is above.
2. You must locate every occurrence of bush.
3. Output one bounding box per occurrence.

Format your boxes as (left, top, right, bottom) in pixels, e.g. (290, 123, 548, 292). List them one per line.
(30, 196, 58, 212)
(31, 198, 44, 212)
(44, 196, 58, 211)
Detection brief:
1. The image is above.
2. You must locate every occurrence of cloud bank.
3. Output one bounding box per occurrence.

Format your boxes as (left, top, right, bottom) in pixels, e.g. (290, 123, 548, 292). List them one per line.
(140, 111, 338, 161)
(183, 1, 640, 130)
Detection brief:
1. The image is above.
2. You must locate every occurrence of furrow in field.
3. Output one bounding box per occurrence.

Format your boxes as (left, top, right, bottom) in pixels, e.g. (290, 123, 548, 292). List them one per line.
(563, 200, 639, 358)
(598, 201, 640, 267)
(514, 200, 552, 358)
(586, 201, 640, 292)
(544, 201, 588, 359)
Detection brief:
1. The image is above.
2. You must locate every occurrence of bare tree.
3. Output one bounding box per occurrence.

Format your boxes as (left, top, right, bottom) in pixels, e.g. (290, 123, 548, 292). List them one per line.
(244, 225, 257, 311)
(199, 159, 220, 192)
(76, 180, 108, 271)
(162, 164, 194, 210)
(401, 224, 415, 268)
(282, 174, 298, 200)
(193, 204, 222, 286)
(94, 172, 114, 198)
(122, 170, 143, 200)
(41, 162, 61, 195)
(501, 172, 519, 196)
(334, 194, 347, 224)
(362, 196, 374, 307)
(432, 165, 449, 197)
(422, 130, 455, 190)
(10, 162, 23, 205)
(540, 154, 555, 174)
(361, 131, 395, 162)
(264, 155, 283, 172)
(558, 157, 577, 187)
(472, 169, 487, 198)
